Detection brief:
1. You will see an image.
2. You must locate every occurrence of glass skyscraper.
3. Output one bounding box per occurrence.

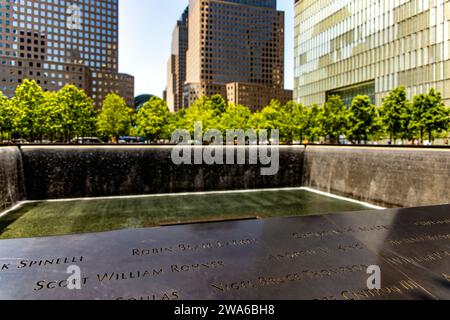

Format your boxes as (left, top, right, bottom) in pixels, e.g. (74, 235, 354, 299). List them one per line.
(294, 0, 450, 107)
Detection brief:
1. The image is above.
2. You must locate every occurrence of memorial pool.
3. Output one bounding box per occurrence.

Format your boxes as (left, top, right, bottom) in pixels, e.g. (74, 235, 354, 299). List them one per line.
(0, 188, 375, 239)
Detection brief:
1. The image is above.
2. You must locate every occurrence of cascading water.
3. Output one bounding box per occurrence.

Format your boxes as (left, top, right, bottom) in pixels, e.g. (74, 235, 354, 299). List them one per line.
(0, 147, 25, 212)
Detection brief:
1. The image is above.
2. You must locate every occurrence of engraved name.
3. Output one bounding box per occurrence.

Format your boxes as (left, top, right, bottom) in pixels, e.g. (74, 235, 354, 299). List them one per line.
(293, 225, 390, 240)
(1, 256, 84, 272)
(34, 277, 89, 291)
(97, 260, 224, 283)
(132, 238, 258, 256)
(211, 265, 368, 292)
(414, 219, 450, 227)
(115, 291, 180, 301)
(269, 247, 331, 261)
(388, 234, 450, 246)
(384, 250, 450, 266)
(341, 279, 423, 300)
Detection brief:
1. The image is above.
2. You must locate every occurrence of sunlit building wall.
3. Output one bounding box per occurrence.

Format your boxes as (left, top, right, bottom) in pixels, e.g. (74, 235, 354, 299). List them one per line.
(181, 0, 290, 110)
(0, 0, 134, 108)
(294, 0, 450, 106)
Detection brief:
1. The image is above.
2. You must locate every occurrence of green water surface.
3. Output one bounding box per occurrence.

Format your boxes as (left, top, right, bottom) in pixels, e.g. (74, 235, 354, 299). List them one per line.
(0, 189, 370, 239)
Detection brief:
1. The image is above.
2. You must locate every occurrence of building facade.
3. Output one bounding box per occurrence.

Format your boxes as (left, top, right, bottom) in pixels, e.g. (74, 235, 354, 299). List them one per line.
(294, 0, 450, 107)
(167, 0, 291, 111)
(226, 82, 293, 111)
(0, 0, 134, 108)
(167, 7, 189, 112)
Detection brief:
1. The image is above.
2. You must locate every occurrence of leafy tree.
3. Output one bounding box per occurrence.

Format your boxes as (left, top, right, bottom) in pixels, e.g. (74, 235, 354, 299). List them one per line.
(275, 100, 297, 143)
(210, 94, 227, 116)
(347, 95, 381, 144)
(183, 96, 219, 135)
(286, 101, 308, 143)
(380, 86, 412, 143)
(163, 108, 187, 140)
(97, 93, 132, 143)
(317, 95, 349, 144)
(249, 110, 265, 132)
(257, 100, 307, 143)
(9, 80, 46, 141)
(0, 92, 13, 141)
(136, 96, 171, 143)
(39, 91, 62, 142)
(56, 85, 97, 142)
(411, 89, 450, 142)
(219, 103, 252, 131)
(304, 104, 322, 143)
(259, 100, 285, 140)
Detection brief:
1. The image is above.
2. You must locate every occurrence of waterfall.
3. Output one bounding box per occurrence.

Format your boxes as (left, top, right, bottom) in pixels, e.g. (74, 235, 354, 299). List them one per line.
(0, 147, 25, 212)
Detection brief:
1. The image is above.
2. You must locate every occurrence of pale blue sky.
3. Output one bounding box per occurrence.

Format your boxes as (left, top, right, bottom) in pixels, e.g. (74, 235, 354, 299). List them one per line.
(119, 0, 294, 97)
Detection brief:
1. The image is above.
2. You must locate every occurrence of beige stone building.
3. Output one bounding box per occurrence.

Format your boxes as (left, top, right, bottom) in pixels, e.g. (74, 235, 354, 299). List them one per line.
(167, 0, 291, 111)
(294, 0, 450, 107)
(226, 82, 293, 111)
(0, 0, 134, 108)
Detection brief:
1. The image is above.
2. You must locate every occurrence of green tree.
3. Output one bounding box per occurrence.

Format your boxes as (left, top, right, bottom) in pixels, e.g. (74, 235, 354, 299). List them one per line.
(183, 96, 219, 135)
(219, 103, 252, 131)
(163, 108, 187, 140)
(347, 95, 381, 144)
(97, 93, 132, 143)
(304, 104, 322, 143)
(286, 101, 308, 143)
(0, 92, 13, 141)
(411, 89, 450, 142)
(258, 100, 284, 138)
(136, 96, 170, 143)
(39, 91, 62, 142)
(317, 95, 349, 144)
(249, 110, 265, 132)
(210, 94, 227, 116)
(9, 79, 46, 141)
(56, 85, 97, 142)
(380, 86, 412, 143)
(251, 99, 296, 143)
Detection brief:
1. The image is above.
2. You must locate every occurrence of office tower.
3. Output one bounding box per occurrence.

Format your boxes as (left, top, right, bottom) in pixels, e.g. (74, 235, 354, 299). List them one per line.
(0, 0, 134, 108)
(294, 0, 450, 107)
(167, 7, 189, 112)
(167, 0, 292, 112)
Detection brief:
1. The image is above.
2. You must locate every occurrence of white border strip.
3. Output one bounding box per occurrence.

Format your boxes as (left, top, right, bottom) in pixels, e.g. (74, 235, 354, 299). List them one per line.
(0, 187, 384, 218)
(300, 187, 385, 210)
(0, 201, 31, 218)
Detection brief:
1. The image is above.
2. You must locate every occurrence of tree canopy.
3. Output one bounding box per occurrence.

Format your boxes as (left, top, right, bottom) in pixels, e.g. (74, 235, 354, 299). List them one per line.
(347, 95, 381, 144)
(317, 95, 349, 144)
(0, 80, 449, 146)
(411, 89, 450, 142)
(97, 93, 132, 143)
(380, 86, 412, 143)
(135, 96, 171, 142)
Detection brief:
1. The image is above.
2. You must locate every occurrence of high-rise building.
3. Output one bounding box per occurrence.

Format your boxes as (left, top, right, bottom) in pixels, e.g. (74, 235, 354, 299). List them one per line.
(167, 7, 189, 112)
(294, 0, 450, 107)
(226, 82, 293, 111)
(0, 0, 134, 108)
(167, 0, 292, 111)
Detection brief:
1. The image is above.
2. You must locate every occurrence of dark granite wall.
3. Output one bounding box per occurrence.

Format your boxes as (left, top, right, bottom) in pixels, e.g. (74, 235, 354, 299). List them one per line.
(0, 147, 25, 211)
(21, 146, 305, 200)
(302, 146, 450, 208)
(1, 146, 449, 210)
